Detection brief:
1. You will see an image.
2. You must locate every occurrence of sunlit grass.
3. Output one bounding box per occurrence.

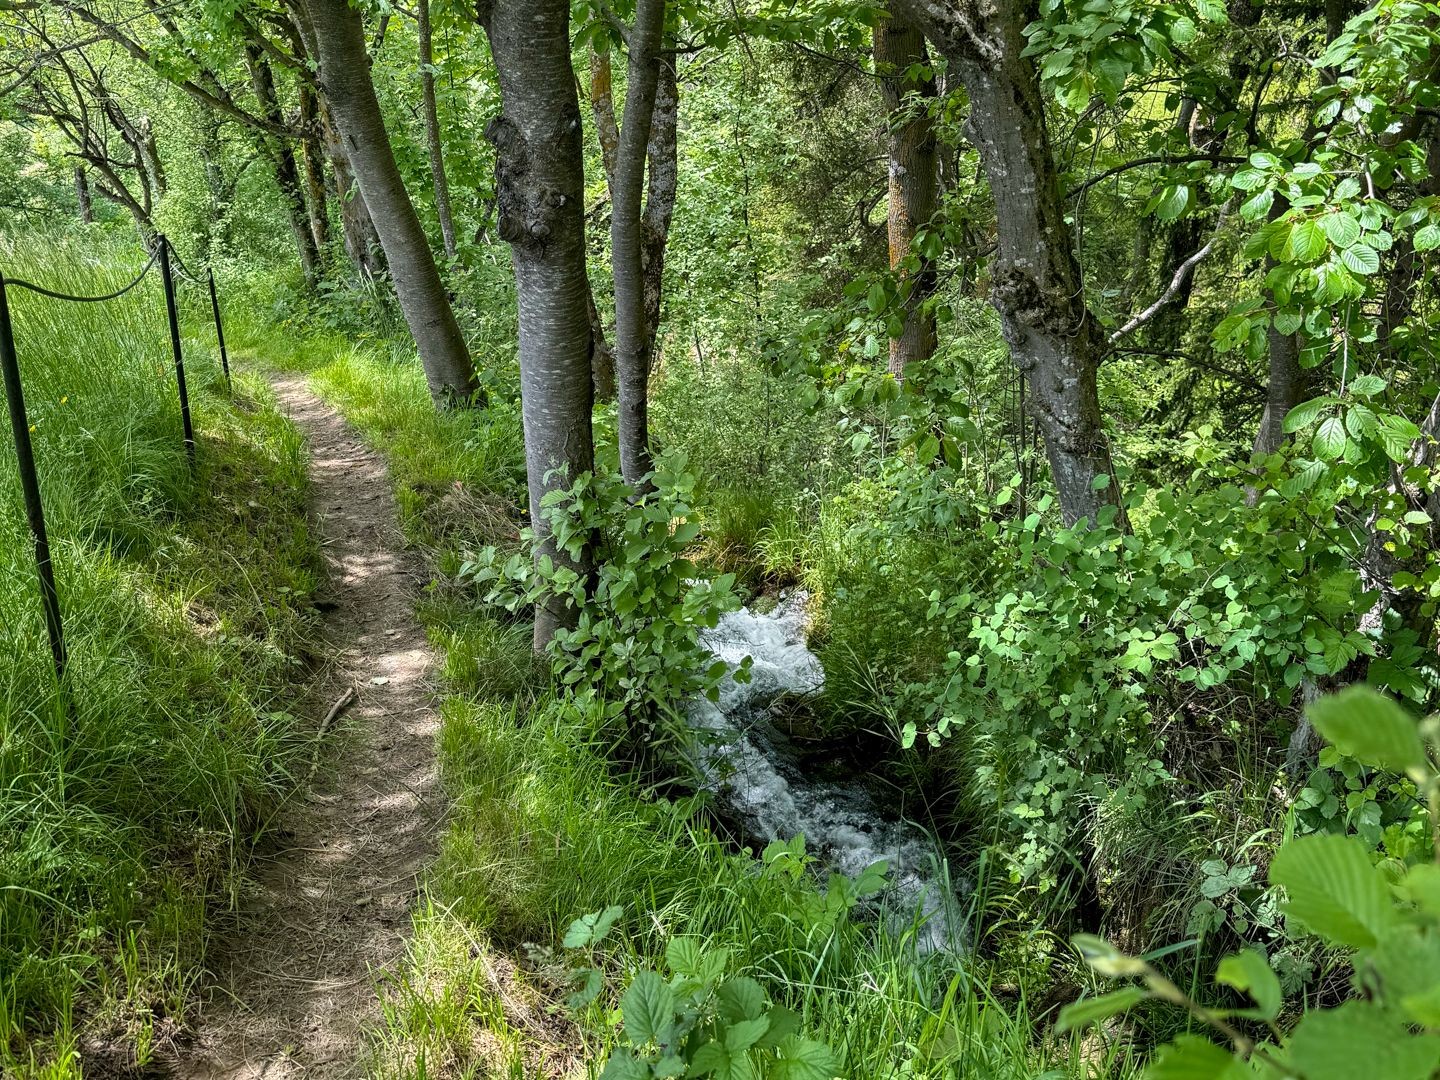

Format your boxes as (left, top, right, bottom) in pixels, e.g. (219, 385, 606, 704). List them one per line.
(0, 230, 320, 1073)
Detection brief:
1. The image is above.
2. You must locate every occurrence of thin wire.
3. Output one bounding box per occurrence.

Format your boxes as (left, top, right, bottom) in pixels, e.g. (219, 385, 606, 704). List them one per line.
(4, 246, 160, 303)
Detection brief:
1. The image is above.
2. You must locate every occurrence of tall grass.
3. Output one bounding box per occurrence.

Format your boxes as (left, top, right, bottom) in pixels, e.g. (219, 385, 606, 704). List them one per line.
(0, 231, 319, 1068)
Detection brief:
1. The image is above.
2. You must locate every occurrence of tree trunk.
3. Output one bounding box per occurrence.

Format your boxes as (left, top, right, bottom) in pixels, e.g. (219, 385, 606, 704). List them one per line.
(303, 0, 478, 407)
(588, 282, 617, 401)
(479, 0, 596, 649)
(888, 0, 1118, 525)
(587, 45, 621, 401)
(641, 51, 678, 365)
(417, 0, 458, 260)
(610, 0, 668, 488)
(288, 3, 386, 280)
(244, 44, 321, 285)
(874, 15, 940, 381)
(74, 166, 93, 223)
(298, 79, 331, 253)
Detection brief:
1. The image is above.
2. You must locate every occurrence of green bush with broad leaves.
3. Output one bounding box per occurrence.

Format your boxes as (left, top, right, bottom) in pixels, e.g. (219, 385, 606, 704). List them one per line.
(458, 454, 743, 729)
(562, 900, 840, 1080)
(1060, 686, 1440, 1078)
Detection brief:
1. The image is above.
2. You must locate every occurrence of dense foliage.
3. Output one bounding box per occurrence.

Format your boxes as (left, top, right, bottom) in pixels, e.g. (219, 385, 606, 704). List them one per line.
(3, 0, 1440, 1075)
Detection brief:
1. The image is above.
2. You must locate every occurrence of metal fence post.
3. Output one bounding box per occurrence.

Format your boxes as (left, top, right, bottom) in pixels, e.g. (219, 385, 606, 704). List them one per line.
(158, 237, 196, 465)
(206, 268, 231, 393)
(0, 272, 68, 689)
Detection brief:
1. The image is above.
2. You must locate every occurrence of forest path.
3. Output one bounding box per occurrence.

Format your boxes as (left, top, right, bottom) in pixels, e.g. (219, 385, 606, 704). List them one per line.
(179, 376, 442, 1079)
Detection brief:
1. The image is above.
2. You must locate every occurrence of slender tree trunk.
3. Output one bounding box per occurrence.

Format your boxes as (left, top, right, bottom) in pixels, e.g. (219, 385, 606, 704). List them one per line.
(244, 44, 321, 284)
(417, 0, 458, 260)
(479, 0, 596, 649)
(587, 45, 621, 401)
(889, 0, 1118, 525)
(610, 0, 668, 488)
(641, 53, 678, 364)
(288, 3, 386, 280)
(588, 283, 617, 401)
(874, 15, 939, 381)
(298, 80, 331, 253)
(74, 166, 93, 223)
(303, 0, 479, 407)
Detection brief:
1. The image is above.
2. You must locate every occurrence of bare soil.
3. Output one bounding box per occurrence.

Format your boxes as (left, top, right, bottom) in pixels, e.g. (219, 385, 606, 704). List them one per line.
(178, 376, 443, 1079)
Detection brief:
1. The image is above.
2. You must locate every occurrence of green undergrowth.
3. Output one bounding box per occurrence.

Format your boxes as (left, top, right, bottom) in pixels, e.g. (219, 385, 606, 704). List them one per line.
(0, 233, 321, 1073)
(248, 327, 1136, 1078)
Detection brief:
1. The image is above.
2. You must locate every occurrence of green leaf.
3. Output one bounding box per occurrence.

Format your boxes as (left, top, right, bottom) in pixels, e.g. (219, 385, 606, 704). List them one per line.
(772, 1035, 839, 1080)
(690, 1042, 730, 1077)
(1072, 934, 1148, 977)
(599, 1049, 651, 1080)
(1321, 211, 1361, 248)
(1269, 833, 1398, 948)
(1215, 949, 1281, 1019)
(1056, 987, 1149, 1032)
(1283, 397, 1327, 433)
(755, 1006, 802, 1049)
(1341, 243, 1380, 275)
(1313, 415, 1347, 461)
(1144, 1035, 1244, 1079)
(1155, 184, 1191, 222)
(1348, 374, 1386, 397)
(1308, 686, 1427, 776)
(564, 905, 624, 948)
(1414, 223, 1440, 252)
(1289, 1000, 1440, 1080)
(1285, 219, 1329, 262)
(620, 971, 675, 1045)
(717, 977, 766, 1023)
(725, 1016, 771, 1052)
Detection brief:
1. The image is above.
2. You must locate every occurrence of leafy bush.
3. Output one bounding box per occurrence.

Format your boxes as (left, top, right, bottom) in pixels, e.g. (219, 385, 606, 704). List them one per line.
(460, 454, 743, 729)
(1063, 686, 1440, 1078)
(563, 894, 840, 1080)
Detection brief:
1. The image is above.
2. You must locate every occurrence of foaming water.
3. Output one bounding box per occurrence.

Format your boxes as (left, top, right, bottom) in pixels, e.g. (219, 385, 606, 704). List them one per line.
(688, 592, 964, 952)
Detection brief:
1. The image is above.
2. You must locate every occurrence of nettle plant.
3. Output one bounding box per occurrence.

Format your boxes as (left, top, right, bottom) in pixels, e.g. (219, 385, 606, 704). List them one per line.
(459, 454, 743, 727)
(563, 906, 839, 1080)
(1063, 686, 1440, 1078)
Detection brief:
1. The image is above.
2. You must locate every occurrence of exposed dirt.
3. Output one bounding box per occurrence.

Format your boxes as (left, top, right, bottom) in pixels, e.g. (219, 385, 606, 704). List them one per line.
(176, 376, 444, 1079)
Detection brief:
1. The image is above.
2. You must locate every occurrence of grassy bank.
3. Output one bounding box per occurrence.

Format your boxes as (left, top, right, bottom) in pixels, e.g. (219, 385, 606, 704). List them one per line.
(241, 324, 1136, 1078)
(0, 234, 320, 1075)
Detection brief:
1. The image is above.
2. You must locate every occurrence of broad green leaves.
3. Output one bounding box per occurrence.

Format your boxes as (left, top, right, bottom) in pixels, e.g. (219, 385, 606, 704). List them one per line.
(1288, 1002, 1440, 1080)
(1307, 686, 1428, 777)
(570, 904, 839, 1078)
(623, 972, 677, 1046)
(1269, 833, 1397, 948)
(1068, 689, 1440, 1079)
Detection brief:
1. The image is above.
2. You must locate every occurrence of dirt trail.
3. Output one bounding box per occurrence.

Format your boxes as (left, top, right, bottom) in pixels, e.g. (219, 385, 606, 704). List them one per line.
(180, 376, 442, 1079)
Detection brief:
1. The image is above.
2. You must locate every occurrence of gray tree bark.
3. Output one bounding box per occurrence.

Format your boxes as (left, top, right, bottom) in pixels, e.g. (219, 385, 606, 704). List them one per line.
(478, 0, 597, 649)
(874, 15, 940, 381)
(641, 54, 678, 368)
(610, 0, 668, 487)
(887, 0, 1119, 526)
(417, 0, 457, 259)
(285, 7, 382, 276)
(302, 0, 478, 407)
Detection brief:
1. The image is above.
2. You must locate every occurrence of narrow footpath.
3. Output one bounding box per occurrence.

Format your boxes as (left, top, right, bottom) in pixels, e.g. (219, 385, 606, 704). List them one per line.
(181, 376, 443, 1079)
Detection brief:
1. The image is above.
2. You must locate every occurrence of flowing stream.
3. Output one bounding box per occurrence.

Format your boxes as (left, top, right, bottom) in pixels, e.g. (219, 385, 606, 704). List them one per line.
(688, 593, 964, 952)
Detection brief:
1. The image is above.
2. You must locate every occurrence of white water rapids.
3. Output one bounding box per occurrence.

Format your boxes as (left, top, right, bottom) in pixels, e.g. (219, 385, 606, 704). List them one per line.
(688, 592, 964, 952)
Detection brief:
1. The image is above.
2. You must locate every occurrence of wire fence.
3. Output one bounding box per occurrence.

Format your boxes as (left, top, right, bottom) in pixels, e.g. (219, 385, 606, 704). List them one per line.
(0, 234, 232, 693)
